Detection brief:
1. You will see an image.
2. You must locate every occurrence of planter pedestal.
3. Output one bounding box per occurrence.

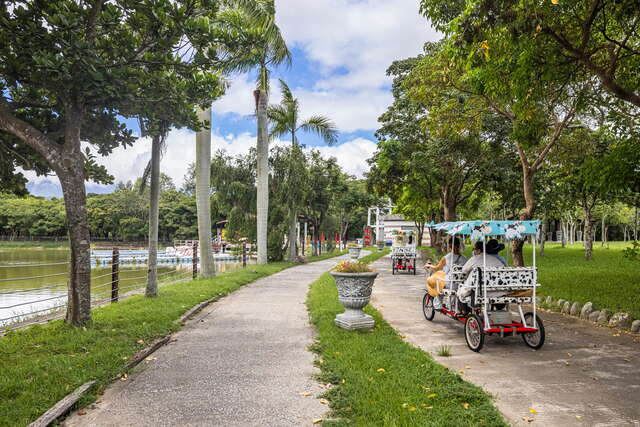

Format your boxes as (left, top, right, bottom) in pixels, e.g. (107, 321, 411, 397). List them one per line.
(331, 271, 378, 330)
(348, 247, 362, 259)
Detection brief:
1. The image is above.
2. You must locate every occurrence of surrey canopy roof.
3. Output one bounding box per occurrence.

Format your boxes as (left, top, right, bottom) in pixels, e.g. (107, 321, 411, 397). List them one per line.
(431, 220, 540, 240)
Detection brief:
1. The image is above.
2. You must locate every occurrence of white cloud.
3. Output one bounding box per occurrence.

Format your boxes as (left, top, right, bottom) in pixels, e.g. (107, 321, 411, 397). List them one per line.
(312, 137, 377, 178)
(276, 0, 438, 90)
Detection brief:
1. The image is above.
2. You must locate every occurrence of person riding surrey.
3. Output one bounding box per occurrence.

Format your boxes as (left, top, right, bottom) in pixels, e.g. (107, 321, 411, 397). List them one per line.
(424, 237, 467, 298)
(456, 239, 506, 302)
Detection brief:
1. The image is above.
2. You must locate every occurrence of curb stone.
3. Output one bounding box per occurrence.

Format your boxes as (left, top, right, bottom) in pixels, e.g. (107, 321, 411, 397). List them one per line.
(580, 302, 594, 319)
(561, 301, 572, 314)
(609, 312, 632, 329)
(556, 299, 566, 308)
(631, 320, 640, 333)
(545, 296, 554, 305)
(588, 311, 601, 322)
(570, 302, 582, 316)
(597, 309, 612, 324)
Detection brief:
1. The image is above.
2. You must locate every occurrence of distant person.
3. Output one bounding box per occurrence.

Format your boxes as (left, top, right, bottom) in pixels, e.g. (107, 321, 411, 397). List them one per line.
(424, 237, 467, 302)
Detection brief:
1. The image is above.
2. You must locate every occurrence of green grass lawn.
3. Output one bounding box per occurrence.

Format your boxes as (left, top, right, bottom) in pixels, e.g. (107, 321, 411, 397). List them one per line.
(306, 249, 506, 426)
(529, 242, 640, 319)
(0, 250, 346, 426)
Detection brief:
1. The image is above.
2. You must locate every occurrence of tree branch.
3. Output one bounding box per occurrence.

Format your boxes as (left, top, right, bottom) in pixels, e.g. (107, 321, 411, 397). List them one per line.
(531, 107, 575, 172)
(0, 97, 60, 163)
(85, 0, 104, 42)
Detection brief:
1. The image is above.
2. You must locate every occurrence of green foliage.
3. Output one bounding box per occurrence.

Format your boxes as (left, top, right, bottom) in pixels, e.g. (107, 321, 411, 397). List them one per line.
(0, 177, 199, 242)
(622, 241, 640, 262)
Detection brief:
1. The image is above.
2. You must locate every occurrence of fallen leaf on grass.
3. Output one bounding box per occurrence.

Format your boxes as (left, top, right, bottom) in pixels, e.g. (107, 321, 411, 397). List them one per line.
(458, 370, 465, 374)
(462, 402, 470, 409)
(421, 386, 430, 391)
(420, 404, 433, 409)
(319, 399, 328, 405)
(427, 393, 438, 399)
(136, 339, 145, 344)
(377, 368, 386, 373)
(407, 406, 416, 411)
(312, 419, 322, 424)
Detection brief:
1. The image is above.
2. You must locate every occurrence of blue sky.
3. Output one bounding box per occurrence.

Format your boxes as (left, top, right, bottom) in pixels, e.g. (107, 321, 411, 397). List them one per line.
(26, 1, 439, 197)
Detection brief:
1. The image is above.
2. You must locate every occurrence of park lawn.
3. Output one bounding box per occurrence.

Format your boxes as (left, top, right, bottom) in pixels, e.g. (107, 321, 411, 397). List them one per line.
(0, 251, 345, 427)
(530, 242, 640, 319)
(306, 249, 506, 427)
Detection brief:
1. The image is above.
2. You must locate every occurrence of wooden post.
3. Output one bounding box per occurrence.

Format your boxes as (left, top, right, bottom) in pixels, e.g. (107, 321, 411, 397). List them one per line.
(111, 247, 119, 303)
(192, 241, 198, 279)
(242, 242, 247, 267)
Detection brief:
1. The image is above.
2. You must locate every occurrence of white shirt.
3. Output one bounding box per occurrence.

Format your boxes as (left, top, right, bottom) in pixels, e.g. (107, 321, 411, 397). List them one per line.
(461, 254, 505, 277)
(443, 252, 467, 274)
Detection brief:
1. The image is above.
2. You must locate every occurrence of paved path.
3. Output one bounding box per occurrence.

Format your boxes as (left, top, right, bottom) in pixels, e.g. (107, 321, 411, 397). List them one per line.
(370, 255, 640, 427)
(64, 255, 351, 427)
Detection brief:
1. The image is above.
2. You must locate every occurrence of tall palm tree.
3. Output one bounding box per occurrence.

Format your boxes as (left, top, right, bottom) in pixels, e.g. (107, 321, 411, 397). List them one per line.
(218, 0, 290, 264)
(268, 79, 338, 260)
(194, 106, 216, 277)
(139, 119, 169, 296)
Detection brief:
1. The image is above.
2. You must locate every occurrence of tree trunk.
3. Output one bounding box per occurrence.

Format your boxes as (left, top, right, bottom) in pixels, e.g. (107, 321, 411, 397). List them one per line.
(255, 89, 269, 264)
(560, 219, 567, 247)
(288, 209, 297, 261)
(600, 215, 606, 247)
(540, 218, 547, 256)
(195, 106, 215, 277)
(511, 168, 534, 267)
(415, 221, 425, 248)
(312, 224, 319, 256)
(146, 133, 161, 297)
(57, 131, 92, 325)
(584, 212, 594, 261)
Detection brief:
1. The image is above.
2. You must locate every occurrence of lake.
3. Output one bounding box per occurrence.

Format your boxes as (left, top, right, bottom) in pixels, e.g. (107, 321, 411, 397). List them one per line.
(0, 247, 253, 327)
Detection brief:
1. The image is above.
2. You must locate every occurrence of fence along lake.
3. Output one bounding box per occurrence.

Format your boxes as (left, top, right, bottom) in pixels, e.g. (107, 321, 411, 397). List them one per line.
(0, 247, 253, 328)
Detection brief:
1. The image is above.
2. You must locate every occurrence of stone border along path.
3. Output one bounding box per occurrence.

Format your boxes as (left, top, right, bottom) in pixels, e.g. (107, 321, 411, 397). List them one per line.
(63, 254, 355, 427)
(369, 254, 640, 427)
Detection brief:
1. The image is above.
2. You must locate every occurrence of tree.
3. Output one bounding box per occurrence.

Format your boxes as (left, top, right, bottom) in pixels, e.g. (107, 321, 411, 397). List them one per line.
(268, 79, 338, 260)
(409, 11, 585, 264)
(195, 107, 216, 277)
(0, 1, 229, 324)
(219, 0, 290, 264)
(435, 0, 640, 109)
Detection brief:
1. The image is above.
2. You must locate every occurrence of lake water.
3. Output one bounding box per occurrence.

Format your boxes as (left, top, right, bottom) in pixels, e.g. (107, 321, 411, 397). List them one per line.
(0, 247, 253, 327)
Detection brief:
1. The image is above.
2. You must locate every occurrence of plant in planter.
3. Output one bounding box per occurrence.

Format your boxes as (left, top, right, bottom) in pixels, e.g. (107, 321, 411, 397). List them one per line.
(346, 243, 362, 259)
(330, 261, 378, 330)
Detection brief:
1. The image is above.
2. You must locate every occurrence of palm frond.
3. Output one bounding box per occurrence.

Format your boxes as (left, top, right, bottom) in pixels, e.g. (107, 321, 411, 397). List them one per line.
(299, 116, 339, 145)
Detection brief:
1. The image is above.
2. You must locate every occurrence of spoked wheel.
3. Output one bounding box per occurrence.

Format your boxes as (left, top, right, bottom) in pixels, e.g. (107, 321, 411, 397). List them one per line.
(422, 293, 435, 321)
(464, 313, 485, 352)
(522, 312, 545, 350)
(391, 259, 396, 275)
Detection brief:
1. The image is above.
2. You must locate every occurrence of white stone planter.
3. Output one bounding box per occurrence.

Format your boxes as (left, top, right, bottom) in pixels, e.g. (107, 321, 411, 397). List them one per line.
(330, 271, 378, 330)
(348, 247, 362, 259)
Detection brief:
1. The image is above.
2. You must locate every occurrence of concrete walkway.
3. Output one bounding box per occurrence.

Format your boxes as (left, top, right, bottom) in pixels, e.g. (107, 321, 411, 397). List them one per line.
(369, 255, 640, 427)
(64, 255, 350, 427)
